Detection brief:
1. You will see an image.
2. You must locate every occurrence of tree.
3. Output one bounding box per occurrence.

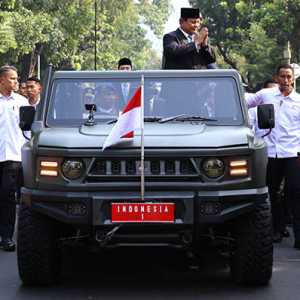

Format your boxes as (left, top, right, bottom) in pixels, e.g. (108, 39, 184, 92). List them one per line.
(189, 0, 300, 88)
(0, 0, 171, 79)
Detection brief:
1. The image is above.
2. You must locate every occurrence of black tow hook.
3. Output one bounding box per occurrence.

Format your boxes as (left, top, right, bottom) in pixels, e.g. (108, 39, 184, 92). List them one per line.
(95, 225, 122, 246)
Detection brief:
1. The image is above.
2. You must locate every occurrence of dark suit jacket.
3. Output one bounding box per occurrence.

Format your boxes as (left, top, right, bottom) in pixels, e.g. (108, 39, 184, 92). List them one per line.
(116, 82, 139, 109)
(144, 95, 168, 116)
(162, 28, 216, 69)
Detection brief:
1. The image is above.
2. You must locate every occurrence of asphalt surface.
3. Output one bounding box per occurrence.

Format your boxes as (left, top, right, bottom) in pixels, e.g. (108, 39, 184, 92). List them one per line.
(1, 228, 300, 300)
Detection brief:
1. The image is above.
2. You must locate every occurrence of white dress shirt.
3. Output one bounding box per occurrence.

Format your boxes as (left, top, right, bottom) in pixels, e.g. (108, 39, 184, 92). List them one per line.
(121, 82, 130, 104)
(0, 92, 29, 162)
(246, 87, 300, 158)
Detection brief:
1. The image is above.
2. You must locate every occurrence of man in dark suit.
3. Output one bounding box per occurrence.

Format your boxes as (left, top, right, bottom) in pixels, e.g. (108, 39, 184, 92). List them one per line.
(144, 82, 168, 116)
(162, 8, 216, 70)
(117, 57, 139, 109)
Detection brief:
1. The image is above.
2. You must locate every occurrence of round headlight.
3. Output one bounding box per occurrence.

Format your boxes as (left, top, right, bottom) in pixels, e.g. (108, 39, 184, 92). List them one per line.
(62, 160, 85, 180)
(202, 158, 225, 178)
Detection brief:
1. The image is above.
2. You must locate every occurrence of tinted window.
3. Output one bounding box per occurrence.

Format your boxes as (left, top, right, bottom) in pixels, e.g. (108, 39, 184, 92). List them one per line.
(46, 77, 243, 126)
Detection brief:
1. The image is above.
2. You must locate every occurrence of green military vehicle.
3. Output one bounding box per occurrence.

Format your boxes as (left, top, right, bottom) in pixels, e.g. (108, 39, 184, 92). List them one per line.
(18, 68, 274, 286)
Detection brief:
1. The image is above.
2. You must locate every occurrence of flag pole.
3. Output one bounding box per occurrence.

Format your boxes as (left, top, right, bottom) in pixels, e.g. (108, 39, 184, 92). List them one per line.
(141, 75, 145, 201)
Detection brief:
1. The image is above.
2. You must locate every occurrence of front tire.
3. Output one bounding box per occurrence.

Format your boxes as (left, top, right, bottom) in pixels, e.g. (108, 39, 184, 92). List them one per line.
(230, 200, 273, 285)
(17, 205, 61, 285)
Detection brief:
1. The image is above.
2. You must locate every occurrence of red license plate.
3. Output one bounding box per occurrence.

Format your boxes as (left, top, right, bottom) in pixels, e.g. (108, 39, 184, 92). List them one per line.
(111, 202, 175, 223)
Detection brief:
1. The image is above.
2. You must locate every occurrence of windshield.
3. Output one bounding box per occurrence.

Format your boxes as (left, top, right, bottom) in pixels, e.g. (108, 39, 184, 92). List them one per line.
(46, 76, 243, 127)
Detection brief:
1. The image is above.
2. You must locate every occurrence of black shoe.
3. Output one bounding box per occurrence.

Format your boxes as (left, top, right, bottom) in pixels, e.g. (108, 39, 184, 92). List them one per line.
(273, 232, 283, 243)
(282, 228, 290, 238)
(294, 240, 300, 250)
(0, 238, 16, 252)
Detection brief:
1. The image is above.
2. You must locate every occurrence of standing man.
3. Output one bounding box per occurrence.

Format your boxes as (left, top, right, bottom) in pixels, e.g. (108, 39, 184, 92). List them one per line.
(0, 65, 28, 251)
(246, 64, 300, 249)
(117, 57, 137, 107)
(26, 76, 42, 107)
(118, 57, 132, 71)
(162, 7, 216, 70)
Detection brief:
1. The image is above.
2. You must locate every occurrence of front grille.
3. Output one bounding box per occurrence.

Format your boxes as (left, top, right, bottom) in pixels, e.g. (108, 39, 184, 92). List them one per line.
(87, 158, 198, 181)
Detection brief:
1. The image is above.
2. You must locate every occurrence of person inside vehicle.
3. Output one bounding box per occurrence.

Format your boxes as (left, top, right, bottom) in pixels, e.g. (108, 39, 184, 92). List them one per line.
(144, 81, 168, 116)
(95, 84, 120, 116)
(82, 87, 95, 106)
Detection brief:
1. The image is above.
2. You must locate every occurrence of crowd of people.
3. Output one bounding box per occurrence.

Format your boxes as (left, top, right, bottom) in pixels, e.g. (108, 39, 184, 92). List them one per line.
(0, 7, 300, 254)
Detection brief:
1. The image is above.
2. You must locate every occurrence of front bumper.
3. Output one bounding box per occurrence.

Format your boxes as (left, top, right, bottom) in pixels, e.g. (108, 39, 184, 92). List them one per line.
(21, 187, 268, 226)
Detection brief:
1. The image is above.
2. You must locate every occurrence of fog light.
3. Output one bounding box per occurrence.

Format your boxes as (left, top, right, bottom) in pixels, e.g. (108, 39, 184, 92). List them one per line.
(199, 201, 222, 215)
(67, 203, 87, 216)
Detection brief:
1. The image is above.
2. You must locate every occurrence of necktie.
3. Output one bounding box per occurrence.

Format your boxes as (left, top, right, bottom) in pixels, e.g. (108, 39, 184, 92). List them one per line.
(122, 82, 130, 103)
(187, 35, 193, 43)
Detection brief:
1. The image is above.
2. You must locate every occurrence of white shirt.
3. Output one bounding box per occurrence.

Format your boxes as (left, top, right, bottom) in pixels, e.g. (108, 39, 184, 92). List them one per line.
(246, 87, 300, 158)
(121, 82, 130, 103)
(0, 92, 29, 162)
(29, 96, 40, 108)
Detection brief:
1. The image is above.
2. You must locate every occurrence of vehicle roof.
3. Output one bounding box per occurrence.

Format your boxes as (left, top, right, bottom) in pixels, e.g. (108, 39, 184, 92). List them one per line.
(52, 69, 242, 81)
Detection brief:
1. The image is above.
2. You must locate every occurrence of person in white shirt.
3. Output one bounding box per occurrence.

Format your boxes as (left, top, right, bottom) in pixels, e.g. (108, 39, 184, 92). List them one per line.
(0, 65, 28, 251)
(246, 64, 300, 249)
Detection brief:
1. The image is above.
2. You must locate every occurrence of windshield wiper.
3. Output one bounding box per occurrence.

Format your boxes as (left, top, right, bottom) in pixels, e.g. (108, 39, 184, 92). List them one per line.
(158, 114, 217, 123)
(106, 116, 162, 124)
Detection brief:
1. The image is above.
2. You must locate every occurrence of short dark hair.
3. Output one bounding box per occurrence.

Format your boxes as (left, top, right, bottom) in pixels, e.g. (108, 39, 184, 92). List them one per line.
(276, 64, 294, 75)
(118, 57, 132, 69)
(27, 76, 41, 84)
(0, 65, 17, 77)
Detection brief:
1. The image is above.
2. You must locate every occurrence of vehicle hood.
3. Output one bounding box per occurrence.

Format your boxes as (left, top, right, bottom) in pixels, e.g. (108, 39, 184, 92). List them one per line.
(37, 123, 251, 149)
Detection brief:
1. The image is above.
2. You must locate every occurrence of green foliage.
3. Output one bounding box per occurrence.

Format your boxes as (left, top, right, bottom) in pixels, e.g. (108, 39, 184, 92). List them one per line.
(0, 0, 171, 77)
(138, 0, 172, 36)
(0, 12, 17, 54)
(189, 0, 300, 89)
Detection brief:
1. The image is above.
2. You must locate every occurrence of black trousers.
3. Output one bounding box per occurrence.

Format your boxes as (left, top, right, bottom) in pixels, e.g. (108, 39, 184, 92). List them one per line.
(0, 161, 21, 239)
(267, 157, 300, 241)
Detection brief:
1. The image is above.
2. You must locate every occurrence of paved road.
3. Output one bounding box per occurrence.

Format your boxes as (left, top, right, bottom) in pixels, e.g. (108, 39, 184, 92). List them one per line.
(1, 232, 300, 300)
(0, 232, 300, 300)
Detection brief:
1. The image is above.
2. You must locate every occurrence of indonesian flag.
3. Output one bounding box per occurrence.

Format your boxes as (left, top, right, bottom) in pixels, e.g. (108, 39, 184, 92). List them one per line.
(102, 86, 142, 150)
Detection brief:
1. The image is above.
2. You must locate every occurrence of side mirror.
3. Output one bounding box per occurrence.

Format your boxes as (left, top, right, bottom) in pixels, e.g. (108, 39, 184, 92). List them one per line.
(257, 104, 274, 129)
(19, 106, 35, 131)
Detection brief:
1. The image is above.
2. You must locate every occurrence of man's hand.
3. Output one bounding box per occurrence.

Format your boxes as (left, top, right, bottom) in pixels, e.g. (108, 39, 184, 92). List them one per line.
(195, 26, 209, 48)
